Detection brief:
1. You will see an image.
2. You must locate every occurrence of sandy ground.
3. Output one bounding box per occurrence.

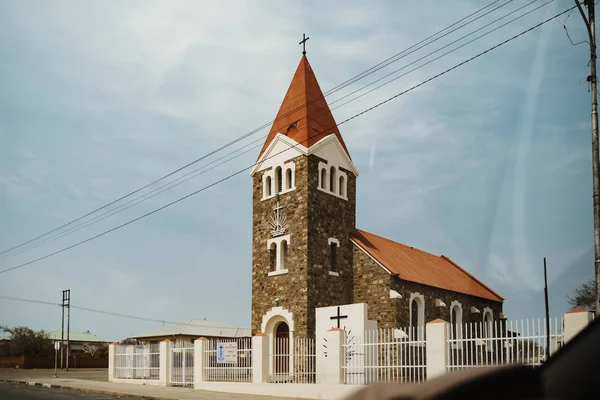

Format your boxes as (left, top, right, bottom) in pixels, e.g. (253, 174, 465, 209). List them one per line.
(0, 368, 107, 382)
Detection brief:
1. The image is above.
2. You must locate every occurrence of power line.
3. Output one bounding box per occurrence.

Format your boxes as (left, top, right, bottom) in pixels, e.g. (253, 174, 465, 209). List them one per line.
(0, 295, 248, 331)
(0, 0, 514, 259)
(0, 1, 546, 262)
(0, 5, 575, 275)
(329, 0, 552, 113)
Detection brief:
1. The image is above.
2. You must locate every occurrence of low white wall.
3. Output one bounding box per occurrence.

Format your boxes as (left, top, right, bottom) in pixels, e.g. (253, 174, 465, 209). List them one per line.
(196, 382, 364, 400)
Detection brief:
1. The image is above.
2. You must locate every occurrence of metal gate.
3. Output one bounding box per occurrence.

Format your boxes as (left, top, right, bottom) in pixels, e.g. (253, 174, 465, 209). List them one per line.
(170, 343, 194, 387)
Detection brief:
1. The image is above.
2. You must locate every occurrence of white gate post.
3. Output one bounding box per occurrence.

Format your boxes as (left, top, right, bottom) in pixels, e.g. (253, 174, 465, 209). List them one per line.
(194, 337, 207, 388)
(252, 334, 269, 383)
(564, 308, 594, 344)
(426, 319, 449, 380)
(108, 342, 117, 382)
(323, 328, 345, 384)
(159, 339, 171, 387)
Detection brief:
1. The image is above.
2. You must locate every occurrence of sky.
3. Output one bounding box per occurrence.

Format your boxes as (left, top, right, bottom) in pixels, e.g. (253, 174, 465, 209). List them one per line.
(0, 0, 595, 341)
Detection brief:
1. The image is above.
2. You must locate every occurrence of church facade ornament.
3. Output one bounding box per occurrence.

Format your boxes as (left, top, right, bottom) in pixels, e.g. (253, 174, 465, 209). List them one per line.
(270, 201, 288, 237)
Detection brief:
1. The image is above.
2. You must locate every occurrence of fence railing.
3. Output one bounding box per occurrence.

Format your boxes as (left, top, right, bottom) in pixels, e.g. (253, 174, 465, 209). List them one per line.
(204, 337, 252, 382)
(170, 342, 194, 387)
(343, 327, 427, 385)
(446, 317, 564, 371)
(114, 343, 160, 380)
(270, 337, 316, 384)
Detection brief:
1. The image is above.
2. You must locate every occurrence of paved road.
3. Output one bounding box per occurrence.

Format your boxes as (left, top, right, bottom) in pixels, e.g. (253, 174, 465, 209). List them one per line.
(0, 381, 141, 400)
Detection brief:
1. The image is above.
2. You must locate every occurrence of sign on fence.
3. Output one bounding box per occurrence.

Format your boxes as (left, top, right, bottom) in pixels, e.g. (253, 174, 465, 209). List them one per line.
(216, 342, 237, 364)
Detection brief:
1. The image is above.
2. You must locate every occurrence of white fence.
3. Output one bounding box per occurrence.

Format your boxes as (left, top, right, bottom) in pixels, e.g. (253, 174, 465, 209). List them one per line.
(270, 337, 316, 383)
(204, 337, 252, 382)
(170, 342, 194, 387)
(446, 317, 564, 371)
(343, 327, 426, 385)
(114, 343, 160, 380)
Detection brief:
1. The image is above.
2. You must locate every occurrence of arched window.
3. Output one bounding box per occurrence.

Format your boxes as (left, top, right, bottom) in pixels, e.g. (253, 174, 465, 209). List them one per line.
(339, 175, 345, 197)
(286, 169, 293, 190)
(409, 293, 425, 340)
(320, 169, 327, 190)
(483, 311, 493, 339)
(281, 240, 288, 270)
(275, 167, 283, 193)
(269, 242, 277, 272)
(330, 242, 337, 271)
(265, 176, 272, 197)
(330, 167, 336, 193)
(410, 299, 420, 340)
(450, 303, 462, 340)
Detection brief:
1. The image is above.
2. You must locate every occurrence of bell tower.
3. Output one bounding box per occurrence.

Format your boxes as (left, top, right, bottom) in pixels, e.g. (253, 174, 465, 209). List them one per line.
(250, 55, 359, 339)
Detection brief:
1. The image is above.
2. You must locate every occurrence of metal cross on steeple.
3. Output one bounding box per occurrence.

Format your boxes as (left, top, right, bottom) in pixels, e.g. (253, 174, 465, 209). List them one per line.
(299, 33, 310, 55)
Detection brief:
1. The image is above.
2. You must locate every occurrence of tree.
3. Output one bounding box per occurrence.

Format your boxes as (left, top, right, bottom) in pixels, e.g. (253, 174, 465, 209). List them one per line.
(567, 280, 596, 311)
(0, 325, 53, 358)
(120, 338, 138, 345)
(83, 343, 99, 358)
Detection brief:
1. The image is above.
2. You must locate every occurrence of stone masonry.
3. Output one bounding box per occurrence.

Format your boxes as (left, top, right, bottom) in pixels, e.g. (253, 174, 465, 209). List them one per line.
(251, 153, 357, 338)
(353, 246, 502, 328)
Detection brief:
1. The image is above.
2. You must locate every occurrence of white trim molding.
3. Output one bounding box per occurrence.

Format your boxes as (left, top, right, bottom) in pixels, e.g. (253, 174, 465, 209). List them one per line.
(317, 161, 348, 200)
(260, 306, 295, 375)
(268, 269, 289, 277)
(409, 292, 425, 340)
(390, 290, 402, 299)
(251, 133, 358, 177)
(267, 234, 290, 273)
(328, 237, 340, 246)
(261, 161, 296, 201)
(450, 301, 463, 344)
(351, 240, 392, 275)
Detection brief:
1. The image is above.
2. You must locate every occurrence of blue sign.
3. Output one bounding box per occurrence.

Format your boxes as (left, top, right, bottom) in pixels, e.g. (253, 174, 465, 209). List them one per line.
(217, 343, 226, 363)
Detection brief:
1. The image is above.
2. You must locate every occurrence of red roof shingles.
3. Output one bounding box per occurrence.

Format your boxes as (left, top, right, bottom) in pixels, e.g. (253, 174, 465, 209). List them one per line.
(351, 229, 503, 303)
(257, 56, 351, 160)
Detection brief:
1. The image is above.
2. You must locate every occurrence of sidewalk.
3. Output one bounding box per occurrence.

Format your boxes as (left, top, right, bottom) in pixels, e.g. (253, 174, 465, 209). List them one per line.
(0, 377, 301, 400)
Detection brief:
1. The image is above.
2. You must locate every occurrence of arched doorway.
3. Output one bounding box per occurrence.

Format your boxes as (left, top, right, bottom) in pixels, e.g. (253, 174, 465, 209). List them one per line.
(275, 322, 289, 376)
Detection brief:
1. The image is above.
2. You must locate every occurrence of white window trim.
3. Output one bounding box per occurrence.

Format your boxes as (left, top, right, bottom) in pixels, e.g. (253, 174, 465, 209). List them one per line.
(317, 161, 348, 200)
(267, 234, 290, 274)
(450, 301, 463, 347)
(409, 292, 425, 341)
(482, 307, 494, 351)
(268, 269, 289, 277)
(262, 162, 296, 201)
(328, 237, 340, 273)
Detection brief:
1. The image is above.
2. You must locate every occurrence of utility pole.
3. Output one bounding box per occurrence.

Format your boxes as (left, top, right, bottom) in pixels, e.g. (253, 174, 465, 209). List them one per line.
(576, 0, 600, 317)
(60, 290, 68, 369)
(60, 289, 71, 369)
(66, 289, 71, 371)
(544, 258, 551, 361)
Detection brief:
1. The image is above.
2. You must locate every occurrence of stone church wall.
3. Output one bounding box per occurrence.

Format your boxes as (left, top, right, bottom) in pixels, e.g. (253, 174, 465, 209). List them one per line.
(353, 246, 399, 328)
(390, 278, 503, 325)
(251, 155, 310, 336)
(305, 155, 356, 336)
(353, 245, 503, 328)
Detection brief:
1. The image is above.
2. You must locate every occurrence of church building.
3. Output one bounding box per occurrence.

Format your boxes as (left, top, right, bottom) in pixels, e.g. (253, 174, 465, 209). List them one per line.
(250, 54, 503, 341)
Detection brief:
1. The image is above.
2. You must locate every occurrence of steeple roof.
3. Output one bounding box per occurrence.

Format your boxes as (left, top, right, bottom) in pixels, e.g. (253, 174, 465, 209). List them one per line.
(257, 56, 351, 160)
